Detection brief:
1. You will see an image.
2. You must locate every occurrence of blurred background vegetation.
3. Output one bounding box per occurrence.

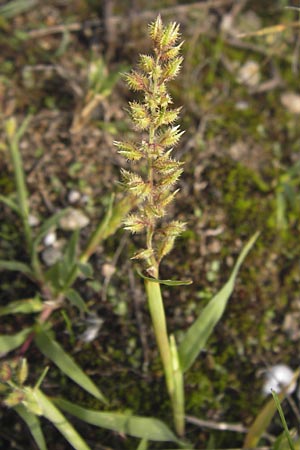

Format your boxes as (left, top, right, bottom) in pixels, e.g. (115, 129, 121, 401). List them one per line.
(1, 0, 300, 448)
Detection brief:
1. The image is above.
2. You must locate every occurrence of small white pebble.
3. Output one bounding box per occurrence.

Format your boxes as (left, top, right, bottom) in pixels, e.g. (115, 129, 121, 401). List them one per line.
(237, 60, 260, 87)
(41, 247, 62, 266)
(43, 230, 57, 246)
(59, 208, 90, 230)
(68, 190, 81, 204)
(280, 91, 300, 114)
(235, 101, 249, 111)
(262, 364, 296, 396)
(28, 214, 40, 227)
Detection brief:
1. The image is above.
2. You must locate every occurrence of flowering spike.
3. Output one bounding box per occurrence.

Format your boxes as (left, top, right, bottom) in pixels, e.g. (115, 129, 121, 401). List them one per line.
(115, 15, 185, 268)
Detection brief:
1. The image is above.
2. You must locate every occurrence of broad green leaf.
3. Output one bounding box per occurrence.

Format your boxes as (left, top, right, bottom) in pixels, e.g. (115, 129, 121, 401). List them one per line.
(243, 369, 300, 448)
(34, 329, 107, 404)
(0, 297, 43, 316)
(14, 404, 47, 450)
(179, 232, 259, 373)
(32, 389, 91, 450)
(0, 260, 34, 278)
(0, 327, 32, 355)
(137, 269, 192, 286)
(0, 194, 20, 215)
(54, 398, 186, 446)
(65, 288, 88, 313)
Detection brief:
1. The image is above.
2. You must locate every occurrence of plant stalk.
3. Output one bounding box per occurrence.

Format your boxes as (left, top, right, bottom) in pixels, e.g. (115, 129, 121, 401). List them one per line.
(145, 280, 174, 396)
(9, 136, 32, 254)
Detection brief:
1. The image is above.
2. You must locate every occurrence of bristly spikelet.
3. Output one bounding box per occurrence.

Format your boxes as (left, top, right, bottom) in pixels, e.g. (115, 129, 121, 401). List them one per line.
(115, 15, 185, 273)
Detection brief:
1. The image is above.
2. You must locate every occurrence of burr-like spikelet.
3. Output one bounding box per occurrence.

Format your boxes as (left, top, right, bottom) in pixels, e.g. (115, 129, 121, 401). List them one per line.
(115, 15, 185, 273)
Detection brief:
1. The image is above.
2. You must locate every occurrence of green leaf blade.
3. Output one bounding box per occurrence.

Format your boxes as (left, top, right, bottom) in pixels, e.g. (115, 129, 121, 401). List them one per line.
(137, 269, 192, 286)
(0, 327, 32, 355)
(54, 398, 185, 445)
(0, 297, 43, 316)
(14, 404, 48, 450)
(34, 330, 107, 404)
(65, 288, 88, 313)
(178, 232, 259, 373)
(0, 194, 20, 215)
(33, 389, 91, 450)
(0, 260, 34, 277)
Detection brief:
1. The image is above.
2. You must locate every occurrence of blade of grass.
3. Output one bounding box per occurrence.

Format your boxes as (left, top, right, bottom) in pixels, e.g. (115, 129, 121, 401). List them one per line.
(34, 329, 107, 404)
(14, 404, 48, 450)
(32, 389, 91, 450)
(272, 390, 295, 450)
(0, 194, 20, 215)
(0, 327, 32, 355)
(0, 260, 35, 278)
(54, 398, 188, 447)
(7, 116, 32, 253)
(178, 232, 259, 373)
(243, 369, 300, 448)
(0, 297, 43, 316)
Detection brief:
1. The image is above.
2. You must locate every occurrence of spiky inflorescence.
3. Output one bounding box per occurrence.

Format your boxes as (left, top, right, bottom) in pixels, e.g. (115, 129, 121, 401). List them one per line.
(114, 15, 186, 276)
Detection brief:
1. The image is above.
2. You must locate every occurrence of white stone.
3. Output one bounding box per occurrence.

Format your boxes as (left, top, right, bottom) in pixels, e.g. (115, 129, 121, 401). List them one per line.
(28, 214, 40, 227)
(280, 91, 300, 114)
(237, 61, 260, 87)
(41, 247, 62, 266)
(262, 364, 296, 396)
(79, 314, 103, 343)
(59, 208, 90, 230)
(43, 229, 57, 246)
(68, 190, 81, 204)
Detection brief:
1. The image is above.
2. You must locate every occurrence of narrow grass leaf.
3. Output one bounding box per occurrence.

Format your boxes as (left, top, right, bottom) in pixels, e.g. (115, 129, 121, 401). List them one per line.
(179, 232, 259, 373)
(0, 297, 43, 316)
(272, 391, 295, 450)
(14, 404, 47, 450)
(0, 327, 32, 355)
(0, 194, 20, 215)
(33, 389, 91, 450)
(34, 330, 107, 404)
(137, 269, 192, 286)
(0, 0, 37, 19)
(77, 262, 94, 278)
(54, 398, 184, 445)
(243, 369, 300, 448)
(65, 288, 88, 313)
(136, 439, 148, 450)
(0, 260, 34, 277)
(65, 230, 79, 268)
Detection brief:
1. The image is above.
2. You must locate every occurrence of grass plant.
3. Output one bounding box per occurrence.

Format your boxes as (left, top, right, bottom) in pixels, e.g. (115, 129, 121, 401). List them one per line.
(116, 15, 258, 441)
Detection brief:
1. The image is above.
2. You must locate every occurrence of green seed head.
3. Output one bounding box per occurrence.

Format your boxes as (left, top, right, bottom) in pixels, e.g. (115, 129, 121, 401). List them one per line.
(115, 15, 185, 272)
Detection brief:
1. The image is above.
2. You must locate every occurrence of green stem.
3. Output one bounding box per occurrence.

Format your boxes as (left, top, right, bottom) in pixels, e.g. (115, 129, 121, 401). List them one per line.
(170, 334, 185, 437)
(144, 280, 174, 406)
(9, 136, 32, 254)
